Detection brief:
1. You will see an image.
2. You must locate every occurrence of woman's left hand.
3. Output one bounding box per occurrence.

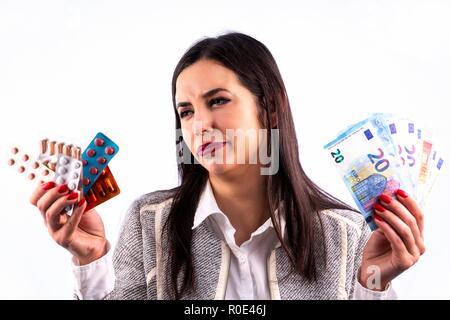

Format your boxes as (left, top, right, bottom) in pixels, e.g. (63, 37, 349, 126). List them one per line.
(359, 189, 426, 291)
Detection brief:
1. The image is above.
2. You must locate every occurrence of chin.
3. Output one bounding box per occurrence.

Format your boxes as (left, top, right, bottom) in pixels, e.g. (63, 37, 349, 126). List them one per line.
(203, 162, 237, 176)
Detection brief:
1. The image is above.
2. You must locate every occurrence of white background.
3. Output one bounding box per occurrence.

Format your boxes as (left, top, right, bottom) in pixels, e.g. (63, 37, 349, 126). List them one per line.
(0, 0, 449, 299)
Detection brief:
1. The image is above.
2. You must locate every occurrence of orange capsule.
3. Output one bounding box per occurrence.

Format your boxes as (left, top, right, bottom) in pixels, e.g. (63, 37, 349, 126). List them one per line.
(49, 162, 56, 171)
(95, 184, 106, 197)
(40, 139, 48, 154)
(88, 190, 97, 203)
(49, 141, 56, 155)
(104, 178, 115, 192)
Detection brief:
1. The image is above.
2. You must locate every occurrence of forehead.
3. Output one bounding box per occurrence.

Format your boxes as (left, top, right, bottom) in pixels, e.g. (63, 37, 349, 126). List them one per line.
(175, 59, 239, 101)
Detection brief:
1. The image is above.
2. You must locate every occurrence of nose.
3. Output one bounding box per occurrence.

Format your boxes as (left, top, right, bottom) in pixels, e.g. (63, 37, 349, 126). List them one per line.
(192, 108, 214, 137)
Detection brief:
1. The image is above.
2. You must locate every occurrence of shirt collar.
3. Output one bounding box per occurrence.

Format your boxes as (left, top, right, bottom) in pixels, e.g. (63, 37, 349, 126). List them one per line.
(192, 179, 223, 229)
(192, 179, 286, 240)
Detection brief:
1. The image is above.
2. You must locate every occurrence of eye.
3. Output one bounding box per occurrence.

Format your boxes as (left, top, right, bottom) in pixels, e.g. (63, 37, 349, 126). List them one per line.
(179, 110, 193, 119)
(178, 97, 230, 119)
(208, 97, 230, 107)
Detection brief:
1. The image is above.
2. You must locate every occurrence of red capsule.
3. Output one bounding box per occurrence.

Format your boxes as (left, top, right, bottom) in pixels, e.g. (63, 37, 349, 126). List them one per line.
(7, 159, 14, 166)
(87, 149, 96, 157)
(11, 147, 19, 154)
(28, 173, 35, 180)
(82, 159, 88, 166)
(18, 166, 25, 173)
(105, 147, 115, 155)
(95, 138, 105, 146)
(83, 177, 90, 186)
(89, 167, 98, 175)
(97, 157, 106, 164)
(22, 154, 29, 162)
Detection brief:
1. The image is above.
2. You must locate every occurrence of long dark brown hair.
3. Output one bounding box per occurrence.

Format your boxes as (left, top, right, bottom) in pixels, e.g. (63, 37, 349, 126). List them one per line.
(164, 32, 355, 299)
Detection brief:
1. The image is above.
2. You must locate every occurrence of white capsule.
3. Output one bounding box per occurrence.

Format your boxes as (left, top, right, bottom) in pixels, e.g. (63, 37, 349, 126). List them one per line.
(57, 167, 68, 175)
(73, 162, 81, 169)
(59, 156, 69, 165)
(68, 182, 77, 190)
(56, 176, 65, 184)
(72, 172, 79, 179)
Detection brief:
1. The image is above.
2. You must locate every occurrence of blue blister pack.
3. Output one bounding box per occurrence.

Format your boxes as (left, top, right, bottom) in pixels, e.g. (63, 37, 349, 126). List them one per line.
(81, 132, 119, 195)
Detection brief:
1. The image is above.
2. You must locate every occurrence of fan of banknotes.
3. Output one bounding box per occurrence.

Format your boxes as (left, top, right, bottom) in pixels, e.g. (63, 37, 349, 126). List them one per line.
(324, 113, 444, 231)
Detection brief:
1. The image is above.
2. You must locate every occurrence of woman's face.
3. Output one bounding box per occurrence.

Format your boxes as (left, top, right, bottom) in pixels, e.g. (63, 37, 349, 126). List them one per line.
(175, 59, 264, 176)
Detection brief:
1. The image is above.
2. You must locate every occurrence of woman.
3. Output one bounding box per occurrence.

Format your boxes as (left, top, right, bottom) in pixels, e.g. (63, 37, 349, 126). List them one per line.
(29, 32, 425, 300)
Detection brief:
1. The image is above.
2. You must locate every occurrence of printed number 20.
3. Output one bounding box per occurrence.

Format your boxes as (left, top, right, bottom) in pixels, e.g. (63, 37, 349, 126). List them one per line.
(367, 148, 390, 172)
(331, 149, 344, 163)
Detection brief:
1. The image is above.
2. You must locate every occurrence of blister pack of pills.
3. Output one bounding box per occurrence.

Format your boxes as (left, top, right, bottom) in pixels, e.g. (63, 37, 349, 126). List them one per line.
(81, 132, 119, 194)
(54, 147, 83, 192)
(8, 132, 121, 214)
(35, 139, 83, 215)
(38, 139, 82, 172)
(85, 166, 120, 211)
(7, 147, 55, 183)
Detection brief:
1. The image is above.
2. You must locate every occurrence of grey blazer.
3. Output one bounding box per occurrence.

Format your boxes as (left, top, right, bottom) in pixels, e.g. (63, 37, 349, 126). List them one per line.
(101, 187, 371, 300)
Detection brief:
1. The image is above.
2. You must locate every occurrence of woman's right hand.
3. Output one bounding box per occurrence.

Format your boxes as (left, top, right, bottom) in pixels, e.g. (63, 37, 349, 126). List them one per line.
(30, 181, 108, 265)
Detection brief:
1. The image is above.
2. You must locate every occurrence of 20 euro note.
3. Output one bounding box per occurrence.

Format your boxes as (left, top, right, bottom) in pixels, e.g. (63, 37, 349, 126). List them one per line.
(417, 129, 435, 204)
(419, 145, 445, 207)
(376, 114, 421, 199)
(324, 115, 413, 231)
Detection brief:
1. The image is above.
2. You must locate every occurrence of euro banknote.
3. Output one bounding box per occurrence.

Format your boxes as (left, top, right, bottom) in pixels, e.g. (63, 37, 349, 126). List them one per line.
(324, 113, 444, 230)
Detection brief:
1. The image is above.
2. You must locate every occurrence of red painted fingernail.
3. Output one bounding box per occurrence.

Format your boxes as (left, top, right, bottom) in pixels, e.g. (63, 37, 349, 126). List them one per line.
(396, 189, 409, 198)
(58, 184, 68, 193)
(379, 194, 392, 204)
(374, 213, 384, 222)
(66, 192, 78, 200)
(41, 181, 56, 190)
(374, 203, 386, 212)
(77, 198, 86, 207)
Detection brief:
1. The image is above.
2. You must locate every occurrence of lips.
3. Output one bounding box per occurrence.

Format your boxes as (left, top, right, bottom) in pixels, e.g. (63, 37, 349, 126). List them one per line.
(197, 142, 227, 157)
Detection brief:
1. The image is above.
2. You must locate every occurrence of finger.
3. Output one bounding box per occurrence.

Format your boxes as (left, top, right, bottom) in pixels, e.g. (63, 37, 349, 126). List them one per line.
(395, 189, 425, 238)
(373, 212, 409, 255)
(374, 203, 419, 257)
(46, 192, 80, 231)
(379, 193, 425, 255)
(36, 184, 70, 219)
(65, 198, 87, 235)
(30, 181, 56, 206)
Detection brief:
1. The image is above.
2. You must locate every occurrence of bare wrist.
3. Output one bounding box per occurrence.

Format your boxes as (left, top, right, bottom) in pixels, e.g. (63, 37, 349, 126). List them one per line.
(73, 239, 108, 265)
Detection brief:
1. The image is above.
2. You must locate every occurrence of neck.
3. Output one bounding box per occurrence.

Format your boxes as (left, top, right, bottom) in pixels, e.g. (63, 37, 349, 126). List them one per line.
(209, 165, 270, 246)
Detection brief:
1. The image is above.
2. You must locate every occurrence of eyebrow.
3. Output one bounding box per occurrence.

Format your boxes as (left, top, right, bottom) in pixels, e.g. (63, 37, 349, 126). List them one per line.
(176, 88, 230, 108)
